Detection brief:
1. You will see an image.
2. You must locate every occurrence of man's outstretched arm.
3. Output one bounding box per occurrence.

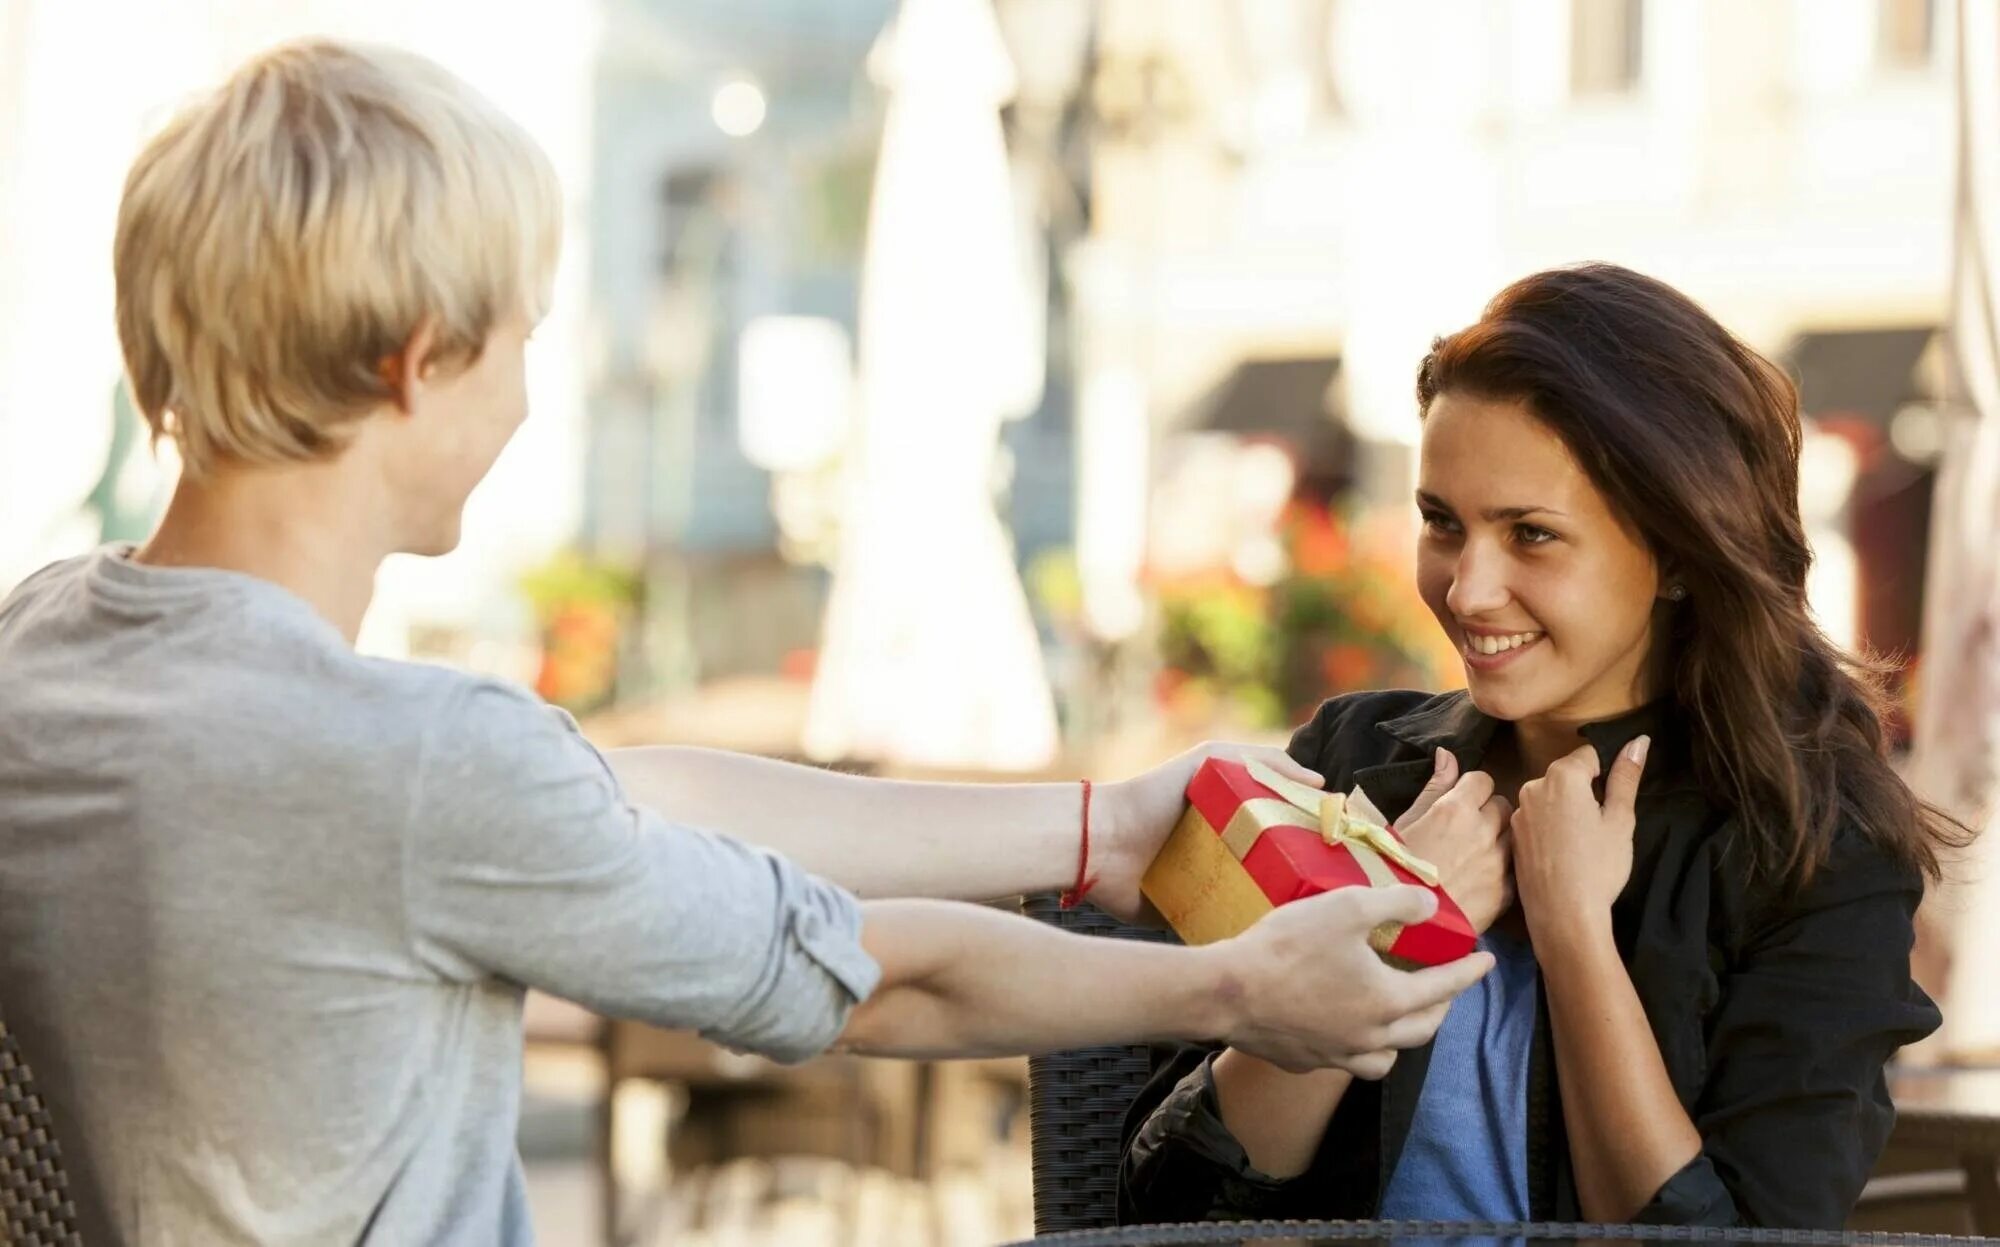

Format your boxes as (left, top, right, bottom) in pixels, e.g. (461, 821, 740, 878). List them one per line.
(415, 682, 1485, 1075)
(837, 887, 1494, 1077)
(604, 740, 1323, 922)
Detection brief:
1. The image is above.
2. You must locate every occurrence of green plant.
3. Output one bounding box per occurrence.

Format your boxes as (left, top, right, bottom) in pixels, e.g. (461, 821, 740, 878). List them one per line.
(1154, 503, 1458, 729)
(519, 553, 641, 713)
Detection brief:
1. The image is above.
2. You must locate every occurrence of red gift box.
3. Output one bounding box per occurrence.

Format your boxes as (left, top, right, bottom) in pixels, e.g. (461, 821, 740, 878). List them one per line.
(1139, 756, 1477, 967)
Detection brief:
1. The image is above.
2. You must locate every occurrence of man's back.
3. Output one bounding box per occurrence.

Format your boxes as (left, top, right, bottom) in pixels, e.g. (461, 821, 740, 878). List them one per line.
(0, 547, 876, 1243)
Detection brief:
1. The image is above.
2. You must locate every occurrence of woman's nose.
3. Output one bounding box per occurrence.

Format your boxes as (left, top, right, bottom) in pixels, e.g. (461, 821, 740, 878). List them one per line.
(1444, 541, 1511, 618)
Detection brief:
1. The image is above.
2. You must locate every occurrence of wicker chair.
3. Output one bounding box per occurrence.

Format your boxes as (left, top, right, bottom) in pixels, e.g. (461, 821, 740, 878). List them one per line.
(1020, 893, 1181, 1234)
(0, 1010, 82, 1246)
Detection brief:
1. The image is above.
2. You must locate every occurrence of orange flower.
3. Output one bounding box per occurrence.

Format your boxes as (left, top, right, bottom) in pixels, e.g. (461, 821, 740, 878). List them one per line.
(1346, 589, 1392, 636)
(1320, 642, 1376, 692)
(1288, 504, 1350, 575)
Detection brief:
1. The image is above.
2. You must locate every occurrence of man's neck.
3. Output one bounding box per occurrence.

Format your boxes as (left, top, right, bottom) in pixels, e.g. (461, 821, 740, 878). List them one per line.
(135, 463, 394, 646)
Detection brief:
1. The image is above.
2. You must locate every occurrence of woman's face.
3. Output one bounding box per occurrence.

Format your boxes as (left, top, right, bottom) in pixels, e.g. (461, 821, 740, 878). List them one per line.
(1416, 391, 1665, 726)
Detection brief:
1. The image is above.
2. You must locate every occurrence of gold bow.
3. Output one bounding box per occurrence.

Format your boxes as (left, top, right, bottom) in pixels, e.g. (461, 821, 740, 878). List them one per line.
(1244, 761, 1441, 888)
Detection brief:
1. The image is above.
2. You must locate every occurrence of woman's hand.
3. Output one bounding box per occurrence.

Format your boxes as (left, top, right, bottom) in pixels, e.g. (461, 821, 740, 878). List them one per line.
(1392, 749, 1514, 934)
(1511, 736, 1649, 950)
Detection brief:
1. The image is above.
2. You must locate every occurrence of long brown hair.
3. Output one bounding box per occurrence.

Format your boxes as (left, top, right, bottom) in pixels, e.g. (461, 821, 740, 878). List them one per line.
(1418, 263, 1966, 890)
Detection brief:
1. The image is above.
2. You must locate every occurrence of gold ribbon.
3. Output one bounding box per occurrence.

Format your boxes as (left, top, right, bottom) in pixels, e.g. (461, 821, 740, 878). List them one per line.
(1236, 761, 1442, 888)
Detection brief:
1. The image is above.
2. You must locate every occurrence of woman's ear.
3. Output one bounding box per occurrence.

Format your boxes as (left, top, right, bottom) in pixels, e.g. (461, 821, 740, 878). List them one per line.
(1654, 556, 1687, 604)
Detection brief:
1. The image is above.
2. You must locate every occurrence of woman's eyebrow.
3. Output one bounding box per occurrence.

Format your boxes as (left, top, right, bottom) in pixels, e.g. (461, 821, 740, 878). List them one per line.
(1484, 504, 1569, 522)
(1415, 491, 1568, 522)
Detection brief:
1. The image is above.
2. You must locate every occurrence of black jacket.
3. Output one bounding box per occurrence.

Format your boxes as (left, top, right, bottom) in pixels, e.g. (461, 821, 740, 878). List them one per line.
(1119, 689, 1940, 1229)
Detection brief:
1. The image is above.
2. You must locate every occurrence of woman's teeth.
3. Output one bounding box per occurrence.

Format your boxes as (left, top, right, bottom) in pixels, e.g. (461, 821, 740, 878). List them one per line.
(1467, 632, 1542, 655)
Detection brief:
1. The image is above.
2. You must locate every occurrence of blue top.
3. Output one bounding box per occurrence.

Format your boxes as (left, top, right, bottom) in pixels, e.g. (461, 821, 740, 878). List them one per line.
(1378, 926, 1541, 1220)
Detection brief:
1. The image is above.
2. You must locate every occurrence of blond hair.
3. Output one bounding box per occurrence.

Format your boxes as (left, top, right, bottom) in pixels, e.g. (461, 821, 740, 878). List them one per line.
(114, 38, 561, 477)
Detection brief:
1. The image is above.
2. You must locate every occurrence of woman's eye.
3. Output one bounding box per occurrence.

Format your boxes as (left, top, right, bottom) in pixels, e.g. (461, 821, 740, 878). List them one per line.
(1515, 523, 1557, 546)
(1420, 512, 1462, 537)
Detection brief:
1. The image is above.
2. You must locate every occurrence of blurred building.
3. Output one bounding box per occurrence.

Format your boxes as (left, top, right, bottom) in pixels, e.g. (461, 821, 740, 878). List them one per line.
(577, 0, 893, 692)
(1077, 0, 1953, 664)
(575, 0, 1105, 732)
(571, 0, 1957, 726)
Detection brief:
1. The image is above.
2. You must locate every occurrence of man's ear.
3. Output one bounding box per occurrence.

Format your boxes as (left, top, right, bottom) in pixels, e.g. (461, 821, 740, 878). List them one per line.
(376, 317, 441, 415)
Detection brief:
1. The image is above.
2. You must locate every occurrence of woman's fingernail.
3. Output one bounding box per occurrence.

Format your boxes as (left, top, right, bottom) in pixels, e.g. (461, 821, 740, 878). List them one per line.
(1435, 747, 1451, 774)
(1627, 735, 1651, 766)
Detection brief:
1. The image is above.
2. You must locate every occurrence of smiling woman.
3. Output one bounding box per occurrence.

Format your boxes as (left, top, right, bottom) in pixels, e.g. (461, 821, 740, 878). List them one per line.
(1412, 392, 1666, 773)
(1118, 263, 1967, 1232)
(1412, 265, 1964, 888)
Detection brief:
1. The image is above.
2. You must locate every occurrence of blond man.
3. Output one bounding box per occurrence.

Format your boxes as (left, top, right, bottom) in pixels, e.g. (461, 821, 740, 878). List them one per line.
(0, 40, 1494, 1244)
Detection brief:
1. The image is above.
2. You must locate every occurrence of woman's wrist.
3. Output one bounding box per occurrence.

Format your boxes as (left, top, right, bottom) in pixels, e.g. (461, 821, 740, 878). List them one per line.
(1212, 1047, 1354, 1179)
(1524, 896, 1617, 959)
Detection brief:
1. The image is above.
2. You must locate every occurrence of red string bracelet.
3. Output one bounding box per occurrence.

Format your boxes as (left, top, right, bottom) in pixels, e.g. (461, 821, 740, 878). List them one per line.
(1058, 779, 1096, 909)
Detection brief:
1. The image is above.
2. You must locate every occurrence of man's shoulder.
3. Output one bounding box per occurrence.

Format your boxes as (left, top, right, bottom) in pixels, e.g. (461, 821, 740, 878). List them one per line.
(7, 552, 91, 595)
(327, 658, 568, 756)
(397, 666, 598, 786)
(224, 662, 589, 825)
(0, 552, 92, 622)
(407, 666, 572, 734)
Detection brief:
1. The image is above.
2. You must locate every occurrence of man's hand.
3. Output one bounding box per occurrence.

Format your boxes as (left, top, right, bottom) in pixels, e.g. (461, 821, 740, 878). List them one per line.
(1391, 748, 1514, 934)
(1093, 741, 1325, 923)
(1211, 885, 1496, 1076)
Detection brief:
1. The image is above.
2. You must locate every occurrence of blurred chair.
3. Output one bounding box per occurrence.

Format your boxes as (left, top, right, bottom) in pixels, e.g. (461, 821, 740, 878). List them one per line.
(1850, 1165, 1981, 1235)
(1852, 1066, 2000, 1235)
(0, 1009, 82, 1246)
(1017, 893, 1177, 1234)
(522, 993, 939, 1247)
(1015, 897, 2000, 1238)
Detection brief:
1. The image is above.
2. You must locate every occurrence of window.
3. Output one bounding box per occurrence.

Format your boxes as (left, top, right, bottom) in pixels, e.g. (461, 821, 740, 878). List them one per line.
(1571, 0, 1645, 97)
(1878, 0, 1937, 69)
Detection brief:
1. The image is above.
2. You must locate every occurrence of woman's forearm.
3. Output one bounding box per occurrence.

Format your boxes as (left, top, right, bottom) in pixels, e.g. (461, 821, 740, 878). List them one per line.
(605, 746, 1078, 900)
(1537, 915, 1704, 1221)
(1211, 1048, 1353, 1178)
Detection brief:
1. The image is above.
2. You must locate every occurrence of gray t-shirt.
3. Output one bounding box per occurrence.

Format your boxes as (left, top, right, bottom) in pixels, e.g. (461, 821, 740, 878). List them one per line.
(0, 546, 881, 1245)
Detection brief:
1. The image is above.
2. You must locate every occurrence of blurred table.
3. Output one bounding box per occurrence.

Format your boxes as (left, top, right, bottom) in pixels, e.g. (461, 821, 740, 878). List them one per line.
(1892, 1068, 2000, 1154)
(525, 992, 1031, 1246)
(1877, 1067, 2000, 1234)
(996, 1220, 1996, 1246)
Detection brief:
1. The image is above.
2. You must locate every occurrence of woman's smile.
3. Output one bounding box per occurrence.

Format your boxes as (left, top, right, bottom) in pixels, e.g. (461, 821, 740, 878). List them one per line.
(1459, 626, 1546, 673)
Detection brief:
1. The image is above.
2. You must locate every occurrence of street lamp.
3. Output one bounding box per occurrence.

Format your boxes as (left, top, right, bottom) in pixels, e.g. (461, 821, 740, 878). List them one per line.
(710, 76, 767, 137)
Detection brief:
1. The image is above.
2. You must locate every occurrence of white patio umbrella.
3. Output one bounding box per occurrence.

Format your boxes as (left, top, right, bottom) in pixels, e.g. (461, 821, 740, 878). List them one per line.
(804, 0, 1059, 771)
(1912, 0, 2000, 1057)
(0, 0, 168, 591)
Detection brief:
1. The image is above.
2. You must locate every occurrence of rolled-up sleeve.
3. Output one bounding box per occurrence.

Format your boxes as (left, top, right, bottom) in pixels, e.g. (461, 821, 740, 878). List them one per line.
(1120, 1050, 1302, 1222)
(1632, 833, 1939, 1228)
(1116, 692, 1382, 1226)
(403, 679, 881, 1065)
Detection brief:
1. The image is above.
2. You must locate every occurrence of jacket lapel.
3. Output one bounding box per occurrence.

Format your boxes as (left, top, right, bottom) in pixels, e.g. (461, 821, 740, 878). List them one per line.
(1353, 758, 1442, 827)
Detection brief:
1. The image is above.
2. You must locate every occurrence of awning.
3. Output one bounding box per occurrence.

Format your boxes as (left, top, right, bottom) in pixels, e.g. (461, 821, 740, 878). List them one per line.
(1181, 354, 1358, 493)
(1783, 327, 1938, 424)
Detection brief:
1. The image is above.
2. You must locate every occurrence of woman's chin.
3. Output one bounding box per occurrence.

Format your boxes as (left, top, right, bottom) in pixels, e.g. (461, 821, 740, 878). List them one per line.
(1463, 680, 1543, 724)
